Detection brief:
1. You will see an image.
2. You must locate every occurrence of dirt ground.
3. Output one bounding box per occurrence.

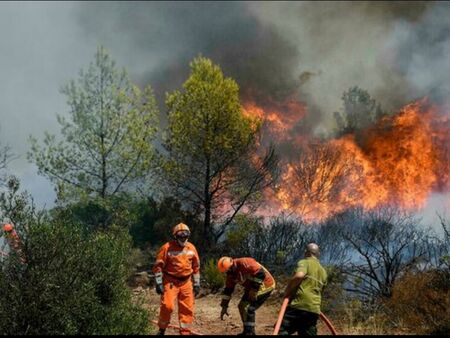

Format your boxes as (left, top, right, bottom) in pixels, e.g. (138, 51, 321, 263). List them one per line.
(135, 286, 336, 335)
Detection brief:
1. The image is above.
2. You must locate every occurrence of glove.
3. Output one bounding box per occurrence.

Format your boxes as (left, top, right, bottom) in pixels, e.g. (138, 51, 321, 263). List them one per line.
(155, 282, 164, 295)
(155, 272, 163, 295)
(194, 284, 200, 296)
(193, 273, 201, 296)
(220, 306, 230, 320)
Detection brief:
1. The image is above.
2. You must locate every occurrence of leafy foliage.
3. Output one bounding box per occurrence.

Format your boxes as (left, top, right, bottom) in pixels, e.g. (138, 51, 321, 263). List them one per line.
(202, 258, 225, 292)
(128, 197, 202, 249)
(0, 176, 43, 229)
(0, 221, 151, 335)
(159, 56, 279, 249)
(50, 193, 139, 232)
(28, 46, 158, 202)
(0, 179, 151, 335)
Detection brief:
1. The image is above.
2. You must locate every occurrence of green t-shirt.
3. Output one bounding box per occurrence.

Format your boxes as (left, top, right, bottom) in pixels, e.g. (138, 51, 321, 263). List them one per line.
(289, 257, 327, 314)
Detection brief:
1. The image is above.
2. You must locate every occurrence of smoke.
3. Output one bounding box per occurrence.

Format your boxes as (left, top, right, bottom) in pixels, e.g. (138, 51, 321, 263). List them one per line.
(0, 1, 449, 213)
(74, 1, 447, 134)
(384, 2, 450, 104)
(0, 2, 102, 207)
(75, 2, 301, 105)
(247, 2, 437, 132)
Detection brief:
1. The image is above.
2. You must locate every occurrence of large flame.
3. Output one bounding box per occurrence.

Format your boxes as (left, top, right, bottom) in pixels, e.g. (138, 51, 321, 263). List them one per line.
(244, 97, 450, 222)
(243, 96, 306, 141)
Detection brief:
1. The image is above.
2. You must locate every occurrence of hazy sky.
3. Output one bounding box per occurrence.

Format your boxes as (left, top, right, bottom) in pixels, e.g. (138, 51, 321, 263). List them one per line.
(0, 1, 448, 228)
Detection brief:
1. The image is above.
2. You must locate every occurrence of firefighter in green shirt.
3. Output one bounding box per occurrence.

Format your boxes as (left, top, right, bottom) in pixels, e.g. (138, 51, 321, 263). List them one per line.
(279, 243, 327, 335)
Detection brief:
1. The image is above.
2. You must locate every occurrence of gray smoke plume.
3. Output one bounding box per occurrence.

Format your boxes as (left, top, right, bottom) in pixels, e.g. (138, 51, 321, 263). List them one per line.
(1, 1, 449, 215)
(384, 2, 450, 104)
(75, 2, 301, 105)
(74, 1, 446, 135)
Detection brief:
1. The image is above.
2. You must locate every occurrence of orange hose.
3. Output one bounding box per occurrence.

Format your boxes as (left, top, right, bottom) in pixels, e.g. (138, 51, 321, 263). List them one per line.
(150, 320, 203, 336)
(273, 298, 338, 335)
(272, 297, 289, 335)
(319, 312, 338, 335)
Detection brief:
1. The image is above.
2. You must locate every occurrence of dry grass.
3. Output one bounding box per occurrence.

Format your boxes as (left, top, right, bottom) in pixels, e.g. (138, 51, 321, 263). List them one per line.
(129, 268, 450, 335)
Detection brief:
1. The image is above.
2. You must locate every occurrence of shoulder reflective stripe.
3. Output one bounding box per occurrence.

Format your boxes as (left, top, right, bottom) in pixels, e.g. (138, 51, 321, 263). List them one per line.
(167, 250, 195, 256)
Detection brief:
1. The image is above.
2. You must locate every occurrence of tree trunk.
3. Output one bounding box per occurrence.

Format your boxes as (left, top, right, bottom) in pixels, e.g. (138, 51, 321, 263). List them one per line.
(203, 158, 212, 249)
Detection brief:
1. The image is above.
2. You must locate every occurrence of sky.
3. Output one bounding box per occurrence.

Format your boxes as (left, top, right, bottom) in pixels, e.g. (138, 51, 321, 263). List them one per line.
(0, 1, 449, 229)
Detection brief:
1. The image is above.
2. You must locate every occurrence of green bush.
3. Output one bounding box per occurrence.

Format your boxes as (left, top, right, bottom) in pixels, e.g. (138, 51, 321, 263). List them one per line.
(0, 221, 152, 335)
(50, 193, 139, 232)
(203, 258, 225, 292)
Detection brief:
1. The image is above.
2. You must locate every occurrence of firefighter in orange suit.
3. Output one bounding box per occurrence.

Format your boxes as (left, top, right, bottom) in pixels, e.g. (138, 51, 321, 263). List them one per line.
(2, 223, 25, 263)
(153, 223, 200, 335)
(218, 257, 276, 335)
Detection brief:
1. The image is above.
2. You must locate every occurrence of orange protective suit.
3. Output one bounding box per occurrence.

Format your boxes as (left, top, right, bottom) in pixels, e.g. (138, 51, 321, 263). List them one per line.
(221, 257, 275, 334)
(3, 224, 25, 263)
(153, 240, 200, 335)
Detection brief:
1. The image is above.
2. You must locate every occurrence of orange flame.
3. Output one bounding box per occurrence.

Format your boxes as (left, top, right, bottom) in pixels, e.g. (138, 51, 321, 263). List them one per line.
(246, 97, 450, 223)
(242, 97, 306, 140)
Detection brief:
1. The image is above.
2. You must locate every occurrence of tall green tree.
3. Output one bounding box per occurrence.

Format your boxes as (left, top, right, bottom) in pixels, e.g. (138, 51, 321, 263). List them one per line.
(28, 46, 158, 202)
(159, 56, 279, 249)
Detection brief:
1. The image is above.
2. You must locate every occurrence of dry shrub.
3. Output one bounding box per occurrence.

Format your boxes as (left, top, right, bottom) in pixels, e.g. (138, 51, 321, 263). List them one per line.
(385, 269, 450, 335)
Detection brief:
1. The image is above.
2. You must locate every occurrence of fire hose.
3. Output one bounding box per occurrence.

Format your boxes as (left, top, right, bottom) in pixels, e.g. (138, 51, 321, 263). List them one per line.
(150, 299, 337, 336)
(150, 320, 203, 336)
(272, 297, 338, 335)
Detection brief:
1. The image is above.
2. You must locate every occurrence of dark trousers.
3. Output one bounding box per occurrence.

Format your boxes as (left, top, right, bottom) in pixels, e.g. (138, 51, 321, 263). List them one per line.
(278, 306, 319, 335)
(238, 290, 272, 334)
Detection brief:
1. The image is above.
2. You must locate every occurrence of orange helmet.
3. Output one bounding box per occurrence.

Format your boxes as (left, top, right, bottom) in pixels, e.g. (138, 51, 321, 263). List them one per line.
(172, 223, 190, 236)
(218, 256, 233, 273)
(3, 223, 13, 232)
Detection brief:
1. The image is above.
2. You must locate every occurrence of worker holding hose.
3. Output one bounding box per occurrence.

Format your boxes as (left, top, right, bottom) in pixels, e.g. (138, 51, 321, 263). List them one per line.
(217, 256, 276, 335)
(278, 243, 327, 335)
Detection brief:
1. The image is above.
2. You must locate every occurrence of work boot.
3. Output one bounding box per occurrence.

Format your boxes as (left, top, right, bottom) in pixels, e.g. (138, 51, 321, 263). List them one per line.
(237, 328, 256, 335)
(157, 328, 166, 335)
